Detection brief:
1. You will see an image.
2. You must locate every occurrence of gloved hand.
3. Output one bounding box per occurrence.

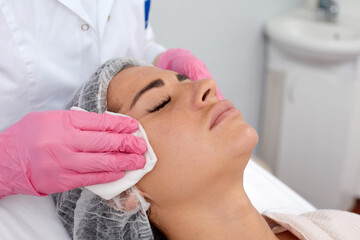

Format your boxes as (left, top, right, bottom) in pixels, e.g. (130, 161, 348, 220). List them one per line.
(156, 48, 224, 100)
(0, 110, 147, 199)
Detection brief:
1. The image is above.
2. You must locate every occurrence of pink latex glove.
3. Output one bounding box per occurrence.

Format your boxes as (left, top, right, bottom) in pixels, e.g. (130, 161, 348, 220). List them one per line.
(0, 110, 147, 199)
(156, 48, 224, 100)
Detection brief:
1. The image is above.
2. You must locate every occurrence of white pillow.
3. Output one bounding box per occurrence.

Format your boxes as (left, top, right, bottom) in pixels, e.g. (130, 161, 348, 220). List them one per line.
(244, 160, 316, 214)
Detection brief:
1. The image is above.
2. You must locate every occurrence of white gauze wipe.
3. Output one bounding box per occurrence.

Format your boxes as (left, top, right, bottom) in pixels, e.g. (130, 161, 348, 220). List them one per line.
(71, 107, 157, 200)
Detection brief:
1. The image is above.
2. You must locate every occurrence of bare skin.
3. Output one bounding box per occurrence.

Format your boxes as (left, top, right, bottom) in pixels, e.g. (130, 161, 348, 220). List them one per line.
(107, 66, 298, 240)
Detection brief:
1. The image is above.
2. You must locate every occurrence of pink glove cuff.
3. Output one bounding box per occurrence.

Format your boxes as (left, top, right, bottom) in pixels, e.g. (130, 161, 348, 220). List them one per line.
(0, 135, 46, 198)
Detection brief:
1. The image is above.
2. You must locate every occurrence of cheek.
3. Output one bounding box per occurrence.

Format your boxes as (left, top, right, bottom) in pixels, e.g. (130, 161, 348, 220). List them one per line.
(137, 114, 212, 205)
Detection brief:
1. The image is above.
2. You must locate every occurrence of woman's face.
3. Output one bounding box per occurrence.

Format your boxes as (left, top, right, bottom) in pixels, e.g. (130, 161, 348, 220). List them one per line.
(107, 66, 258, 207)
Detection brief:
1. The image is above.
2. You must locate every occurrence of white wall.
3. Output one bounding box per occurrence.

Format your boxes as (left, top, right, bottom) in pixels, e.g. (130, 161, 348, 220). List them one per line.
(150, 0, 304, 154)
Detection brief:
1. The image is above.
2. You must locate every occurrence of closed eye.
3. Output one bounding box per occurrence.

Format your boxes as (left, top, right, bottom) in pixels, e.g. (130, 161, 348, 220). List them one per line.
(148, 97, 171, 113)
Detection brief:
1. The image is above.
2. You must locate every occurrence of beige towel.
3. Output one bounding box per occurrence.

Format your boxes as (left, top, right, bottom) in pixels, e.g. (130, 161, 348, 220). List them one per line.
(263, 210, 360, 240)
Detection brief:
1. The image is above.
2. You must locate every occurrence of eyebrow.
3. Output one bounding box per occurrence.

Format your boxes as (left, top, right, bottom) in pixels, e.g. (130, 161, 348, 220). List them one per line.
(177, 73, 189, 82)
(130, 79, 165, 109)
(129, 73, 189, 109)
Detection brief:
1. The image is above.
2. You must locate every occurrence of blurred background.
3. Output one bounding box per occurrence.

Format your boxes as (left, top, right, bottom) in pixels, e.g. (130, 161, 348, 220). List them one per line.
(150, 0, 360, 212)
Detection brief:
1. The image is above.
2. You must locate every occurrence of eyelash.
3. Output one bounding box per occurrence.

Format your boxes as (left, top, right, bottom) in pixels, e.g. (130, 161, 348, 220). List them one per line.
(149, 97, 171, 113)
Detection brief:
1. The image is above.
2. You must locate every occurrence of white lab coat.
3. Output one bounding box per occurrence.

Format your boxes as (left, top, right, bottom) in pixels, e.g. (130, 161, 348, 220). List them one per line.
(0, 0, 165, 132)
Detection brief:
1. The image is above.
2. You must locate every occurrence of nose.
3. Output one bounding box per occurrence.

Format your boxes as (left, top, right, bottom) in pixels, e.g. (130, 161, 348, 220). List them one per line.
(192, 79, 218, 109)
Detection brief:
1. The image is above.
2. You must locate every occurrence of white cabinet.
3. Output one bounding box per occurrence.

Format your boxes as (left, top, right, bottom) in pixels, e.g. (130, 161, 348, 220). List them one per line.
(260, 43, 360, 209)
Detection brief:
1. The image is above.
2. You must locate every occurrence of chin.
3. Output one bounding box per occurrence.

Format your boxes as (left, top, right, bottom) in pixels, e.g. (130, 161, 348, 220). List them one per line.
(228, 120, 259, 158)
(245, 125, 259, 149)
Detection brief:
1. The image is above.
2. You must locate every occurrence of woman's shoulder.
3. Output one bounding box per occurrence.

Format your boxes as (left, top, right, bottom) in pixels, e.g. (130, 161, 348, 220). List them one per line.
(263, 209, 360, 240)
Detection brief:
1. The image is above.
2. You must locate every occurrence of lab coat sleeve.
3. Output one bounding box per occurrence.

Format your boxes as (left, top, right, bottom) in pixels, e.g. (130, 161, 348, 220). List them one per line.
(144, 24, 166, 64)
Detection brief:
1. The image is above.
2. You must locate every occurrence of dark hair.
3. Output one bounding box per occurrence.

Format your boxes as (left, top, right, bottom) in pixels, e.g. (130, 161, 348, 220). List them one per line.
(151, 223, 168, 240)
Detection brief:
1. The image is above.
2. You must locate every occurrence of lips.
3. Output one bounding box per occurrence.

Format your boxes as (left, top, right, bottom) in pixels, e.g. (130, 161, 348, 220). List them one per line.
(209, 100, 236, 130)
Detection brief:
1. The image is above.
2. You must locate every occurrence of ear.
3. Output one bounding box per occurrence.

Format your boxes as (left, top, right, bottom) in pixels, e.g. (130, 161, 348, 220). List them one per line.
(121, 192, 139, 211)
(107, 188, 146, 212)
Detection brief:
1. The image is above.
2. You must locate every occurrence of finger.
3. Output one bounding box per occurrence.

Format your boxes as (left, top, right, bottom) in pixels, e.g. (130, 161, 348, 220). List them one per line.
(69, 110, 139, 133)
(70, 171, 127, 189)
(72, 130, 147, 154)
(64, 152, 146, 173)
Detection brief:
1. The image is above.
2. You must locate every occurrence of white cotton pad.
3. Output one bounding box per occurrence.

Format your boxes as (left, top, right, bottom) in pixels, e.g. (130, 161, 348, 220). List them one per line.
(70, 107, 157, 200)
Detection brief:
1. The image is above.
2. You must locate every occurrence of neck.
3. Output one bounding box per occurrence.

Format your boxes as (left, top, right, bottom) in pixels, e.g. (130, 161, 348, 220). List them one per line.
(151, 183, 278, 240)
